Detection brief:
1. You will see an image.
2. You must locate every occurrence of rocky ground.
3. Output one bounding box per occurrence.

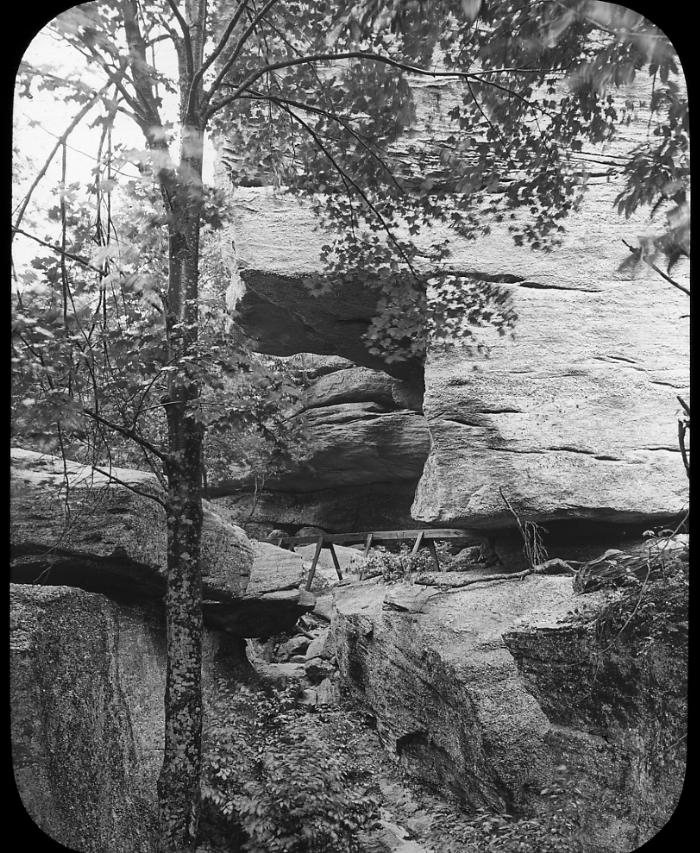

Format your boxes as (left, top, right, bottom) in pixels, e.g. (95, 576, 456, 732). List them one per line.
(225, 530, 687, 853)
(226, 551, 583, 853)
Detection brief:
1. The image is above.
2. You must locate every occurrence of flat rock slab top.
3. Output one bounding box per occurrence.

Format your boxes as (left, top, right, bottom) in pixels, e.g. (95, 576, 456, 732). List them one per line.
(334, 574, 604, 659)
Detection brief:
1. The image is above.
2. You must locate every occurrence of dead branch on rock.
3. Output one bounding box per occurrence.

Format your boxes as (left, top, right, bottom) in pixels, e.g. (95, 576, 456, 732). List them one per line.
(415, 569, 532, 589)
(415, 558, 575, 591)
(499, 487, 548, 567)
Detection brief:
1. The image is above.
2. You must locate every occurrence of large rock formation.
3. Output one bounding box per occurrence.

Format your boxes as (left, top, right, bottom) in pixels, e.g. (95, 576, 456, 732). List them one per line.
(10, 448, 313, 636)
(331, 572, 686, 852)
(411, 178, 689, 530)
(227, 75, 689, 537)
(11, 583, 251, 853)
(11, 584, 163, 852)
(10, 450, 318, 849)
(212, 357, 431, 532)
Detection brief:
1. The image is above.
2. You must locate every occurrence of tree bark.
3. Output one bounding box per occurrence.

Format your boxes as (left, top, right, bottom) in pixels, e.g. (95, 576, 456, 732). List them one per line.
(157, 121, 206, 853)
(158, 418, 204, 852)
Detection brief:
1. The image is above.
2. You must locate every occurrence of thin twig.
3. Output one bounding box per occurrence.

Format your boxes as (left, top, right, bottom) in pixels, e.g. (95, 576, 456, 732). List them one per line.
(91, 465, 167, 508)
(13, 86, 111, 234)
(12, 228, 104, 274)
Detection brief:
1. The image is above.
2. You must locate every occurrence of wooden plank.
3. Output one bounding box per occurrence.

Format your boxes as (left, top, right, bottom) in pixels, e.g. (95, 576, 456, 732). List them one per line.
(328, 543, 343, 581)
(363, 533, 374, 557)
(305, 535, 325, 592)
(411, 531, 425, 555)
(267, 529, 474, 547)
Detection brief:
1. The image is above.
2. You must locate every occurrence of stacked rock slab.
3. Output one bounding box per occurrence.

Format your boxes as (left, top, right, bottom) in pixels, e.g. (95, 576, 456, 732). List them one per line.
(212, 356, 431, 532)
(10, 448, 315, 849)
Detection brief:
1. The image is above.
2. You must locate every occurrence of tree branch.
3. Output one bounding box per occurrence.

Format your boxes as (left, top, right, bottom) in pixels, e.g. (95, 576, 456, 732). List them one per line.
(12, 228, 104, 274)
(190, 0, 249, 95)
(241, 90, 406, 195)
(83, 409, 168, 461)
(202, 0, 280, 112)
(206, 50, 483, 120)
(621, 240, 690, 296)
(13, 86, 111, 235)
(275, 101, 421, 278)
(91, 465, 167, 508)
(166, 0, 194, 79)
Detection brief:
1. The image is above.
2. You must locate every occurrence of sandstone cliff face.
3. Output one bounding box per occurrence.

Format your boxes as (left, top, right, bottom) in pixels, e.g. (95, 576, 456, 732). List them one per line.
(331, 575, 686, 852)
(411, 178, 689, 530)
(228, 76, 689, 534)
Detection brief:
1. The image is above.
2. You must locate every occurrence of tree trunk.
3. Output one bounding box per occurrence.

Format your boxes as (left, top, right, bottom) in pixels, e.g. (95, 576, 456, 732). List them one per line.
(157, 124, 206, 852)
(158, 415, 204, 852)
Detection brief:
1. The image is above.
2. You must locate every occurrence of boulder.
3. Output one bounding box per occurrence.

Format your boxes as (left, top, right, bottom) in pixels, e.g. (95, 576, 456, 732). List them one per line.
(247, 540, 305, 594)
(10, 449, 314, 637)
(305, 631, 332, 661)
(301, 366, 422, 413)
(331, 574, 685, 851)
(10, 584, 249, 853)
(10, 448, 252, 601)
(304, 656, 336, 685)
(277, 635, 311, 660)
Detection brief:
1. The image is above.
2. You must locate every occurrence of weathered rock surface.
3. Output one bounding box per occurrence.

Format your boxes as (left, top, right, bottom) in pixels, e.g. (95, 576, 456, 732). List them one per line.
(210, 358, 429, 531)
(332, 575, 685, 851)
(411, 183, 689, 529)
(503, 598, 687, 851)
(301, 365, 423, 413)
(11, 447, 252, 599)
(11, 448, 313, 637)
(229, 75, 689, 532)
(271, 403, 430, 492)
(10, 584, 249, 853)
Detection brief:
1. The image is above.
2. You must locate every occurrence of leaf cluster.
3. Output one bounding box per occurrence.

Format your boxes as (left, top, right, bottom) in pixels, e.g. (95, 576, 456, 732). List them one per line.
(202, 684, 379, 853)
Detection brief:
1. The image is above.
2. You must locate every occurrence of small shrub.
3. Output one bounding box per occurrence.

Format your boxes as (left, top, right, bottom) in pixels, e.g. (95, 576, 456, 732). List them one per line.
(234, 732, 376, 853)
(202, 685, 378, 853)
(361, 541, 487, 581)
(361, 544, 435, 582)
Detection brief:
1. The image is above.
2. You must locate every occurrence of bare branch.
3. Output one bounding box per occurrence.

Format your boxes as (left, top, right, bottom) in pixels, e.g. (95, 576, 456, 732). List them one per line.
(83, 409, 168, 462)
(205, 49, 545, 121)
(13, 86, 111, 235)
(12, 228, 103, 274)
(275, 101, 421, 278)
(241, 90, 406, 195)
(202, 0, 280, 111)
(166, 0, 194, 78)
(91, 465, 167, 508)
(190, 0, 248, 98)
